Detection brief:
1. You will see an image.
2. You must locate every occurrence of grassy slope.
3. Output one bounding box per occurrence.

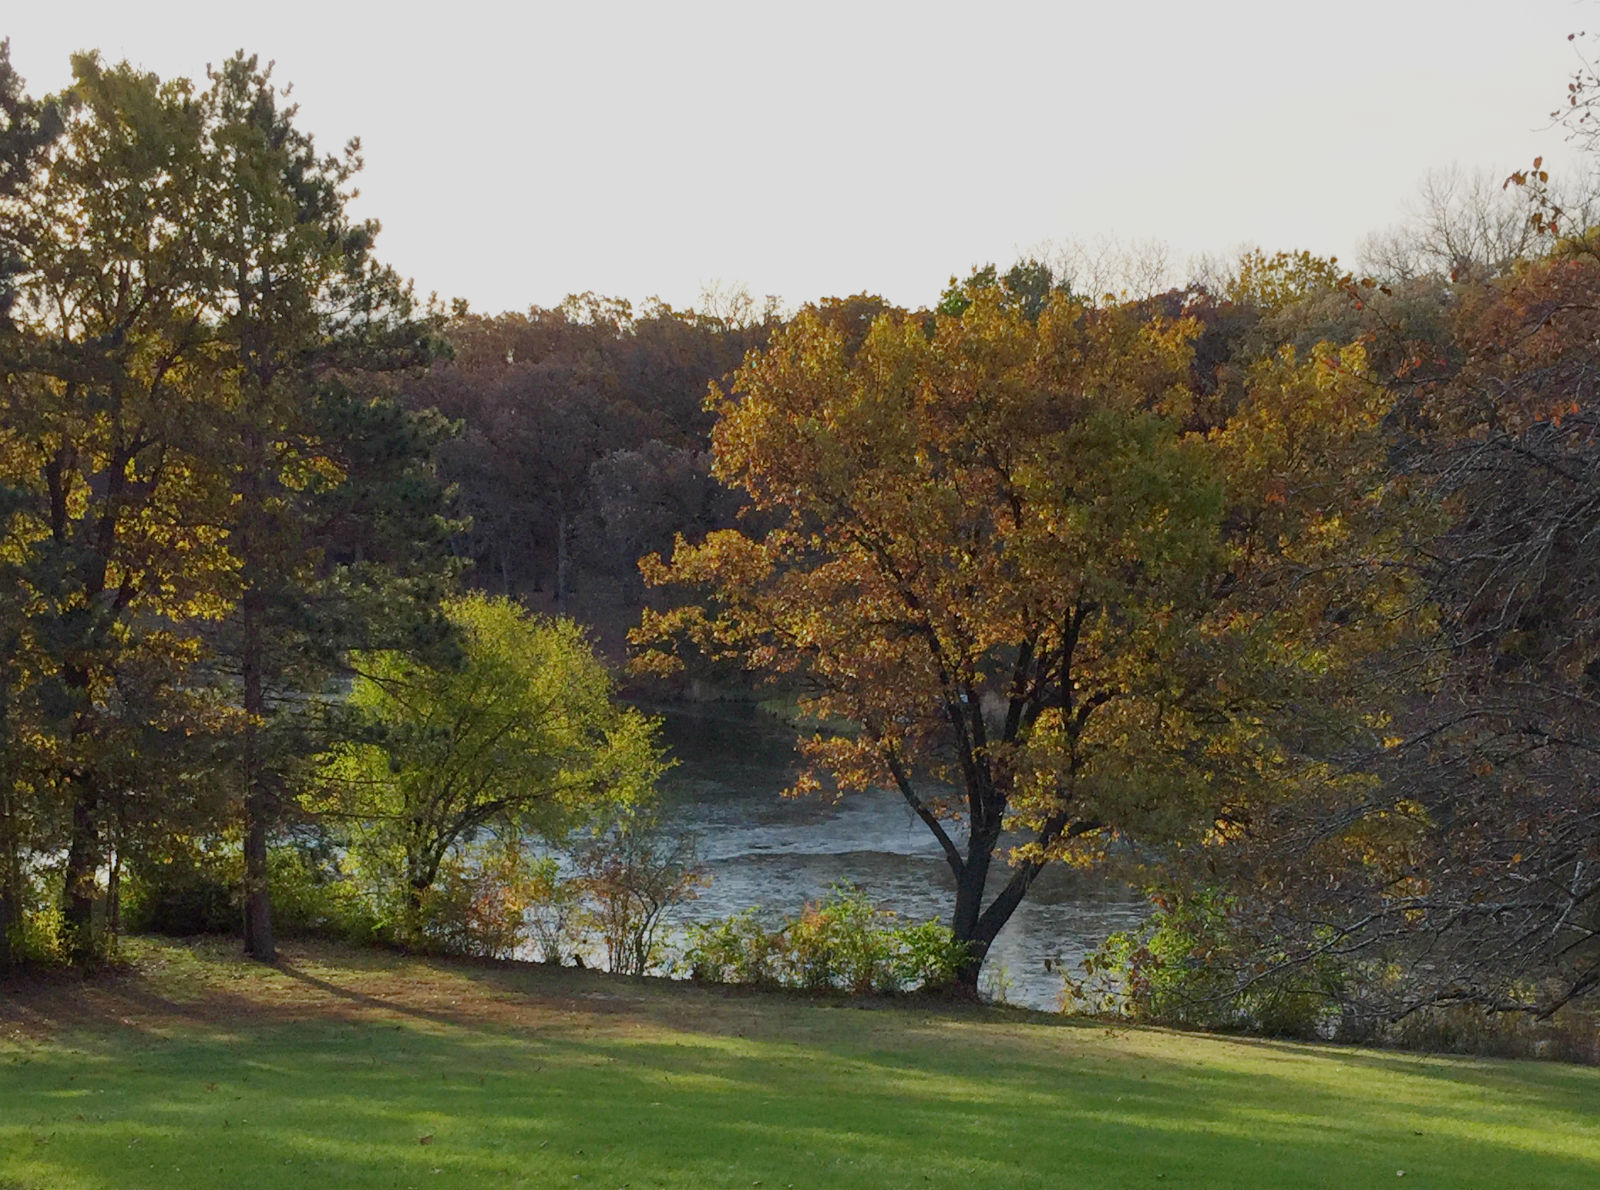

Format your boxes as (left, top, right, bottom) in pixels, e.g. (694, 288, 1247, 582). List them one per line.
(1, 939, 1597, 1190)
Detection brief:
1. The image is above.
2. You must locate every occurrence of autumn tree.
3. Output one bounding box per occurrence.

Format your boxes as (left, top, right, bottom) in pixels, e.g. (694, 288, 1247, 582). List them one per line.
(1, 54, 245, 959)
(0, 41, 60, 970)
(634, 290, 1407, 989)
(1234, 244, 1600, 1023)
(406, 298, 767, 615)
(0, 49, 455, 964)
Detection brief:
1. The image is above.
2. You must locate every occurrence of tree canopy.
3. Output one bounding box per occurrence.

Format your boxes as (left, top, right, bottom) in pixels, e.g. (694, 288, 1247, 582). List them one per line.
(317, 594, 666, 943)
(634, 289, 1413, 986)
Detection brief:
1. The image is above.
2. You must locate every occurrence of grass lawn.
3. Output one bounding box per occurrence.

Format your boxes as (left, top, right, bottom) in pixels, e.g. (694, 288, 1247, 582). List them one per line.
(1, 938, 1597, 1189)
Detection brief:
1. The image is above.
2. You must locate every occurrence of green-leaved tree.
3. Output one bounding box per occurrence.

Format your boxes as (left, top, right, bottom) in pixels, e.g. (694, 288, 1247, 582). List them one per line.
(316, 594, 666, 945)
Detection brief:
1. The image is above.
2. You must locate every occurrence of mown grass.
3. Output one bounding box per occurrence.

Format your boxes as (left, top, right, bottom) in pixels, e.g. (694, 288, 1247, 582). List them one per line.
(1, 938, 1597, 1189)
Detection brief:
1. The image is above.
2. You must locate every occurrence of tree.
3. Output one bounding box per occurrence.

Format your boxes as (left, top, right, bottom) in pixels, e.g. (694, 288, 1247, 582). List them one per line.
(0, 49, 454, 965)
(2, 53, 242, 959)
(197, 52, 454, 962)
(1357, 166, 1582, 283)
(0, 40, 59, 326)
(315, 594, 665, 944)
(405, 297, 767, 614)
(577, 820, 705, 975)
(634, 290, 1406, 989)
(1238, 244, 1600, 1023)
(0, 41, 61, 971)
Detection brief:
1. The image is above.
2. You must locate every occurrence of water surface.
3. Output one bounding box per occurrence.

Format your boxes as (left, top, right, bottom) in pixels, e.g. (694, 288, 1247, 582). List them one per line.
(648, 702, 1146, 1010)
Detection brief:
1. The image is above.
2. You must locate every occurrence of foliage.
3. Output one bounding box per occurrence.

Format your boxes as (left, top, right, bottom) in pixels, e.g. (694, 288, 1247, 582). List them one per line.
(416, 840, 545, 960)
(0, 49, 248, 960)
(195, 51, 457, 962)
(523, 855, 584, 965)
(122, 840, 241, 938)
(576, 819, 705, 976)
(0, 46, 452, 966)
(405, 300, 767, 613)
(783, 886, 905, 993)
(1194, 242, 1600, 1026)
(937, 258, 1067, 320)
(681, 908, 784, 986)
(0, 40, 59, 323)
(1070, 889, 1339, 1039)
(119, 838, 383, 944)
(314, 594, 665, 945)
(682, 886, 968, 994)
(267, 844, 383, 944)
(636, 288, 1412, 988)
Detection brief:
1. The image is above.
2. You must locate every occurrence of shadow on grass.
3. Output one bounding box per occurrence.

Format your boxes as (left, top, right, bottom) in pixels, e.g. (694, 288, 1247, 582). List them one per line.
(5, 989, 1600, 1188)
(7, 940, 1600, 1189)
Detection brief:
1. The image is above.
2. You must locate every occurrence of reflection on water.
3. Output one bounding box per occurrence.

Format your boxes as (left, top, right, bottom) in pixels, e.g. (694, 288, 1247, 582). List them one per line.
(645, 702, 1147, 1011)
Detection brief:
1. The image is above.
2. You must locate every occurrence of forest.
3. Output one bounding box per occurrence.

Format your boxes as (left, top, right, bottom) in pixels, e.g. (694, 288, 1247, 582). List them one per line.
(2, 37, 1600, 1054)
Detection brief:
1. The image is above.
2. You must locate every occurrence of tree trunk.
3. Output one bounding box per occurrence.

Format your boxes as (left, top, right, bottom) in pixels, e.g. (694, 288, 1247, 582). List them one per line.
(947, 822, 1051, 993)
(61, 778, 101, 962)
(0, 895, 12, 974)
(0, 663, 14, 973)
(961, 859, 1058, 994)
(555, 511, 570, 611)
(106, 843, 122, 948)
(241, 590, 276, 963)
(404, 875, 430, 948)
(0, 870, 14, 974)
(949, 835, 995, 992)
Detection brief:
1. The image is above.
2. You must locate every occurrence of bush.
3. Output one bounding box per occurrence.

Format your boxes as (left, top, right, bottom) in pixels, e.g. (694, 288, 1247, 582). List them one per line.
(1377, 1001, 1600, 1064)
(7, 889, 68, 967)
(524, 856, 584, 965)
(892, 917, 969, 990)
(683, 908, 782, 986)
(1071, 889, 1337, 1038)
(784, 886, 897, 992)
(417, 841, 546, 960)
(268, 845, 383, 944)
(578, 824, 706, 976)
(122, 841, 241, 937)
(683, 885, 967, 995)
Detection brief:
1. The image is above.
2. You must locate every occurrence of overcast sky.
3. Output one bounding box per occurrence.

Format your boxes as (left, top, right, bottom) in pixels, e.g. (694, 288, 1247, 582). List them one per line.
(5, 1, 1595, 314)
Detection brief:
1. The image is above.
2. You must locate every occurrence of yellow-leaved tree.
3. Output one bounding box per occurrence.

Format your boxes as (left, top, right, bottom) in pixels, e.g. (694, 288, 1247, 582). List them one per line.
(634, 289, 1412, 990)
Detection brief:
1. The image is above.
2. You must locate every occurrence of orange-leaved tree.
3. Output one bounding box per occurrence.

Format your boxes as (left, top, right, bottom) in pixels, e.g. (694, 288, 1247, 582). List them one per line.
(633, 288, 1407, 989)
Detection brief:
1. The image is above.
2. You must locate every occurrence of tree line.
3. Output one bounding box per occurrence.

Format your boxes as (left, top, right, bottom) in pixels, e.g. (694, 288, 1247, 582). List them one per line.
(0, 46, 673, 970)
(3, 37, 1599, 1041)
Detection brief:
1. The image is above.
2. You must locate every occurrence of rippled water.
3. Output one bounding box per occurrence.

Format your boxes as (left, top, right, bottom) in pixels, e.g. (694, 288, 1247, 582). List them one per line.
(645, 702, 1148, 1011)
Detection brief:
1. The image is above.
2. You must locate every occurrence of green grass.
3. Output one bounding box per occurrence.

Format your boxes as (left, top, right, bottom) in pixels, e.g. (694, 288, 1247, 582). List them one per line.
(1, 938, 1597, 1189)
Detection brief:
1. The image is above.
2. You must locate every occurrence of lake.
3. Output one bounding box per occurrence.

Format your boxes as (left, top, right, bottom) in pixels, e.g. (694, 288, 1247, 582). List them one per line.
(645, 701, 1147, 1010)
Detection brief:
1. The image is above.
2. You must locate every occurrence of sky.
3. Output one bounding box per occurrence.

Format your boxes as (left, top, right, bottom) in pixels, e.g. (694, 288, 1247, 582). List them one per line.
(5, 1, 1596, 314)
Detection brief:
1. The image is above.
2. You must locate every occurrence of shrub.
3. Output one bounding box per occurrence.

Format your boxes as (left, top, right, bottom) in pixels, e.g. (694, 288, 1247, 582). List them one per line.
(892, 916, 969, 989)
(1072, 889, 1337, 1038)
(122, 841, 240, 937)
(418, 841, 546, 960)
(784, 886, 897, 992)
(684, 908, 782, 986)
(525, 856, 585, 966)
(268, 845, 383, 944)
(683, 885, 967, 995)
(7, 894, 68, 966)
(578, 823, 706, 976)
